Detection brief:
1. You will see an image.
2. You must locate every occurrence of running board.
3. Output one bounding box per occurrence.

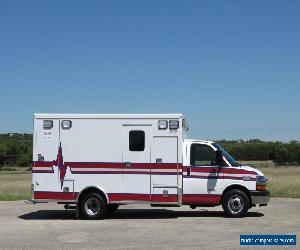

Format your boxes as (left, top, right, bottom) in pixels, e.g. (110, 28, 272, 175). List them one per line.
(24, 200, 35, 204)
(151, 204, 180, 207)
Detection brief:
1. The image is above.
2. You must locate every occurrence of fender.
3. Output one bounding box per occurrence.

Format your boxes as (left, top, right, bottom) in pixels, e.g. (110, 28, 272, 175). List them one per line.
(76, 185, 109, 204)
(221, 182, 252, 196)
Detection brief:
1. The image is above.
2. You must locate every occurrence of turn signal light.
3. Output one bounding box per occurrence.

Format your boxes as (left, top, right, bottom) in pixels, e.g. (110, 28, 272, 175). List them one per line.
(256, 185, 266, 191)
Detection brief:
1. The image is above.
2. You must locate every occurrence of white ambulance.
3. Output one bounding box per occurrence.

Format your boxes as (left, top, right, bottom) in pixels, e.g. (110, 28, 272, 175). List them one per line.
(32, 113, 269, 219)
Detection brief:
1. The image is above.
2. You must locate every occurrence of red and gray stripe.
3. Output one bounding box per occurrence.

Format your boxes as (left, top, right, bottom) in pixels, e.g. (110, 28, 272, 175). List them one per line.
(32, 162, 181, 175)
(32, 162, 256, 180)
(182, 166, 257, 180)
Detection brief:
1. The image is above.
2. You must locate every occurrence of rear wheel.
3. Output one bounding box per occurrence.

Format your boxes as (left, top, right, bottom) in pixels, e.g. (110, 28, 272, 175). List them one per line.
(79, 193, 107, 220)
(222, 189, 249, 217)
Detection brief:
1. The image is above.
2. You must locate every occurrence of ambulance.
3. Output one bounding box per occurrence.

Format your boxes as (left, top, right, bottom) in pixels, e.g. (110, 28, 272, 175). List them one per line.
(31, 113, 270, 219)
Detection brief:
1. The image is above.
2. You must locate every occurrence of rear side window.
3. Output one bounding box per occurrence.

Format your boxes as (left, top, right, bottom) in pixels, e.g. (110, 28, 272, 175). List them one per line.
(190, 144, 215, 166)
(129, 130, 145, 151)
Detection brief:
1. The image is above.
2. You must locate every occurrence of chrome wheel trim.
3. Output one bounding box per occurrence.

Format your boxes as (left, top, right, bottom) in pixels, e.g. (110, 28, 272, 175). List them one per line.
(84, 197, 101, 216)
(228, 194, 244, 214)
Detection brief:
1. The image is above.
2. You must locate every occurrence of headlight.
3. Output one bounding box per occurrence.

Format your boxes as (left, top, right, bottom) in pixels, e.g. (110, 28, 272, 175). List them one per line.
(256, 175, 268, 183)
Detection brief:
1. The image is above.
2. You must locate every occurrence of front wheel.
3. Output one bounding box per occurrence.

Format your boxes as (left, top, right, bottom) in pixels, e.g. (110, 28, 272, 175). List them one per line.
(222, 189, 249, 217)
(79, 193, 107, 220)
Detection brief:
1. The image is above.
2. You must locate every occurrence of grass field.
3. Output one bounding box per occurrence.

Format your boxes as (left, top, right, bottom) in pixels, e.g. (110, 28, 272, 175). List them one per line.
(0, 172, 31, 200)
(0, 165, 299, 200)
(258, 166, 300, 198)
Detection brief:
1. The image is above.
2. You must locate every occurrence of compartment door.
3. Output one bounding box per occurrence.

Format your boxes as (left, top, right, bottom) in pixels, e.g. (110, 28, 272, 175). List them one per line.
(151, 136, 179, 203)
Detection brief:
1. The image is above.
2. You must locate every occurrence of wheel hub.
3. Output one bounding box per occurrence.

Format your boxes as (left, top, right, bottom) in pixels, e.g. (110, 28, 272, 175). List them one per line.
(85, 198, 101, 216)
(228, 195, 244, 214)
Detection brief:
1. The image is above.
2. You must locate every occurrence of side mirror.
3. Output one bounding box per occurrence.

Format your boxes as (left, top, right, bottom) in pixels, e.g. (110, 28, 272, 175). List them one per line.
(216, 150, 223, 166)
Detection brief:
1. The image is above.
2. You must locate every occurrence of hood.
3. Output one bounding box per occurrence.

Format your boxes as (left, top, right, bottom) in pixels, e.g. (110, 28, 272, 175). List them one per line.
(241, 165, 264, 176)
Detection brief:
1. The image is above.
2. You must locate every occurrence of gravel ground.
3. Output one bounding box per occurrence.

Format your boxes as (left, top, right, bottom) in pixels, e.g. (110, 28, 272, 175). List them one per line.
(0, 198, 299, 250)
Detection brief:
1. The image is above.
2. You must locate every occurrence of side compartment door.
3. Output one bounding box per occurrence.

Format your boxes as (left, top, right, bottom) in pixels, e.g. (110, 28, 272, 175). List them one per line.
(58, 119, 75, 201)
(122, 125, 152, 202)
(151, 136, 179, 203)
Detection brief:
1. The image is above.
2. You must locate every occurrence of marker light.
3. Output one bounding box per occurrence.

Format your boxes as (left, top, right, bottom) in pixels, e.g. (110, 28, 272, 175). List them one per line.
(169, 120, 179, 130)
(61, 120, 72, 129)
(43, 120, 53, 130)
(256, 185, 267, 191)
(182, 119, 189, 131)
(158, 120, 168, 130)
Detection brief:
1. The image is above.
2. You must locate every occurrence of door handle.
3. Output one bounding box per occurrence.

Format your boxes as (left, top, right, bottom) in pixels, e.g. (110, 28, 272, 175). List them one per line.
(125, 162, 131, 167)
(187, 168, 191, 176)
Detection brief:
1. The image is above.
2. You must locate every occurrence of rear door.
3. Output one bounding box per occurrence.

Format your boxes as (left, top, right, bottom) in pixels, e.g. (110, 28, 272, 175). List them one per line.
(151, 136, 179, 203)
(122, 125, 152, 202)
(33, 119, 60, 198)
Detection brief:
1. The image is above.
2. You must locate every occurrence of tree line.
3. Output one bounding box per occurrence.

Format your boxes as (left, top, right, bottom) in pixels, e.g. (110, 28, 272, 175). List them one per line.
(0, 134, 299, 168)
(218, 139, 300, 165)
(0, 133, 32, 168)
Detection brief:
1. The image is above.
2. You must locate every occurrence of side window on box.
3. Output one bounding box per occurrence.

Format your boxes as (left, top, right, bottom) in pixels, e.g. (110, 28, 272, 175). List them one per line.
(129, 130, 145, 151)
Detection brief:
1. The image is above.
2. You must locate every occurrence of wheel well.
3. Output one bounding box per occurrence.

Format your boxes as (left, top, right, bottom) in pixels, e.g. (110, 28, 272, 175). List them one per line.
(77, 187, 108, 205)
(222, 185, 252, 205)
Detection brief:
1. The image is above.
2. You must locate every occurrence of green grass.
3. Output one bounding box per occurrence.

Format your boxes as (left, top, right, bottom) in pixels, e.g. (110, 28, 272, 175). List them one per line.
(257, 166, 300, 198)
(240, 161, 300, 198)
(0, 164, 299, 200)
(0, 172, 31, 201)
(241, 160, 276, 168)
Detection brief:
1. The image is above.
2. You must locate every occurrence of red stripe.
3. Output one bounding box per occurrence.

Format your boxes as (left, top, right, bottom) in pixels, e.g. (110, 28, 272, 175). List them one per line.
(71, 171, 124, 174)
(183, 194, 221, 205)
(223, 176, 256, 180)
(187, 167, 219, 173)
(34, 191, 78, 200)
(187, 176, 222, 180)
(150, 164, 181, 169)
(34, 161, 180, 169)
(32, 170, 53, 173)
(69, 163, 180, 169)
(151, 194, 178, 202)
(185, 176, 256, 181)
(183, 166, 257, 175)
(34, 192, 220, 205)
(32, 161, 55, 167)
(71, 171, 178, 175)
(120, 171, 177, 175)
(108, 193, 150, 201)
(67, 162, 122, 168)
(221, 168, 257, 175)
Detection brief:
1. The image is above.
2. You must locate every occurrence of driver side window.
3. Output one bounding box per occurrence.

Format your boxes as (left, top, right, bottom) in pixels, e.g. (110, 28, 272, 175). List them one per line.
(190, 144, 216, 166)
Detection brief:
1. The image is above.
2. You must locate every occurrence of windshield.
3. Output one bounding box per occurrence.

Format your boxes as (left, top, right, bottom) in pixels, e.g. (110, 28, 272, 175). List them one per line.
(212, 143, 239, 167)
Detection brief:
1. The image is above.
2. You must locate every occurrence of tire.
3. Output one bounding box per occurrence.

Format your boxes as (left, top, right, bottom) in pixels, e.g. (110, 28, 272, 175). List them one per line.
(222, 189, 249, 217)
(79, 193, 107, 220)
(107, 204, 119, 214)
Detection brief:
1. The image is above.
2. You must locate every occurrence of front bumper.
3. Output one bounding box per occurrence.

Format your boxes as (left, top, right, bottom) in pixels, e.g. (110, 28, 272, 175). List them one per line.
(250, 190, 270, 205)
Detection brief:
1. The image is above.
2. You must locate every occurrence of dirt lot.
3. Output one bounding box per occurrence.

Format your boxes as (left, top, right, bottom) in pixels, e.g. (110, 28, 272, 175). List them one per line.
(0, 198, 299, 250)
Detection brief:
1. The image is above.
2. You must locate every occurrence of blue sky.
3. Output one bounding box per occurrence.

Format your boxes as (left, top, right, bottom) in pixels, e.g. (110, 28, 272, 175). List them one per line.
(0, 1, 299, 141)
